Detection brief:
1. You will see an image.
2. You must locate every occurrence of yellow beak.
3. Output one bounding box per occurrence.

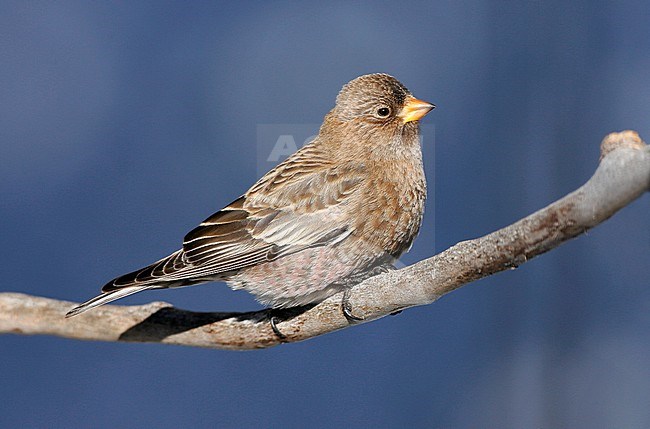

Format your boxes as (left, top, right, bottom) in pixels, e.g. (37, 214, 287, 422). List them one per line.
(399, 96, 435, 123)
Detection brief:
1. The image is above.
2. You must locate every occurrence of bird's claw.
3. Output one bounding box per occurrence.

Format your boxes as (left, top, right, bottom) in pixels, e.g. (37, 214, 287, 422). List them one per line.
(342, 288, 365, 322)
(269, 312, 287, 341)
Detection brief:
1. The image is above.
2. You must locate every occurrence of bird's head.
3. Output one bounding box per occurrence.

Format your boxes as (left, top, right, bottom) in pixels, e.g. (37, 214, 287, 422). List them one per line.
(323, 73, 435, 157)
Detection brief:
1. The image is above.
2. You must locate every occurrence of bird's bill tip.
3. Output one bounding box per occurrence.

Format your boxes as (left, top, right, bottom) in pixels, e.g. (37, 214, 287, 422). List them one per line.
(399, 96, 435, 123)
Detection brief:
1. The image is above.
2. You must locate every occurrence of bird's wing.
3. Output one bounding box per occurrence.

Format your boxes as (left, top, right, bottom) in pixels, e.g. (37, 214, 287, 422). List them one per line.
(102, 146, 365, 290)
(177, 162, 364, 278)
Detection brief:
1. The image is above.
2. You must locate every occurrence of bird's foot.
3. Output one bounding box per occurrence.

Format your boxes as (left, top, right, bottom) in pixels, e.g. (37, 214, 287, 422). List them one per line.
(342, 288, 365, 323)
(340, 263, 396, 322)
(267, 305, 314, 341)
(269, 312, 288, 341)
(372, 262, 397, 275)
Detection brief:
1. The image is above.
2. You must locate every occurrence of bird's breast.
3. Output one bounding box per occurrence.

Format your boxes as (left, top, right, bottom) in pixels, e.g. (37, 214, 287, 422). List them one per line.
(349, 159, 426, 257)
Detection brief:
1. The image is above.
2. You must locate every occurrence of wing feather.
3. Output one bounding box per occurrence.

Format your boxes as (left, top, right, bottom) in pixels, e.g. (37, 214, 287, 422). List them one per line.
(104, 140, 365, 290)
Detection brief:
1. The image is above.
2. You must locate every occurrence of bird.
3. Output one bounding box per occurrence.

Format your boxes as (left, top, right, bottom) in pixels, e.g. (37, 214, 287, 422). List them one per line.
(66, 73, 435, 318)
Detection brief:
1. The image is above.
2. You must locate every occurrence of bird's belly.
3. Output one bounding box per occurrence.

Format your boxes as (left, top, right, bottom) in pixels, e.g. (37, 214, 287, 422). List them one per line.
(227, 238, 384, 308)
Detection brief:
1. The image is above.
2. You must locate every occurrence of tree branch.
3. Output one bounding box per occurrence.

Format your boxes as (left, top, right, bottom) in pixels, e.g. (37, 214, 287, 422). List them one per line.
(1, 131, 649, 350)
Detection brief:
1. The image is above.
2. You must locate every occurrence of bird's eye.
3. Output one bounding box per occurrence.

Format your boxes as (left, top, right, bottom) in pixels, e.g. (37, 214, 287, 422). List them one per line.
(376, 107, 391, 118)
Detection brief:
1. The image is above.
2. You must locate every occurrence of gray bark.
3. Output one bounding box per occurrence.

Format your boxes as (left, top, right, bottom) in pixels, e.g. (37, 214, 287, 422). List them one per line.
(1, 131, 648, 350)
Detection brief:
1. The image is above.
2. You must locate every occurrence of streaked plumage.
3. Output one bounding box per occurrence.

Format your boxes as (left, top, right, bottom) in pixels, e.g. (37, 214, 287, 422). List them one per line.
(66, 73, 434, 317)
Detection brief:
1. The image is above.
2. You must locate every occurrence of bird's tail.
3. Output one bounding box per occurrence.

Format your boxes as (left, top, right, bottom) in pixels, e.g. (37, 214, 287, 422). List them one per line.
(65, 285, 155, 318)
(66, 250, 190, 318)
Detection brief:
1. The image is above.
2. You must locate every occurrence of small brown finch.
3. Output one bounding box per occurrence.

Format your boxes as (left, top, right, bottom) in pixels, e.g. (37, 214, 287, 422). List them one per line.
(66, 73, 434, 317)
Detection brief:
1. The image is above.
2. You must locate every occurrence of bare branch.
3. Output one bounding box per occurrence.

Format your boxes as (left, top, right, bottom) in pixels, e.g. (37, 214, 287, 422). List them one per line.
(1, 131, 648, 350)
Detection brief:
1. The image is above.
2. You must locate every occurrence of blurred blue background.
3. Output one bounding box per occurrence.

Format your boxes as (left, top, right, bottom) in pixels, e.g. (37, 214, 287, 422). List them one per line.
(2, 1, 649, 427)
